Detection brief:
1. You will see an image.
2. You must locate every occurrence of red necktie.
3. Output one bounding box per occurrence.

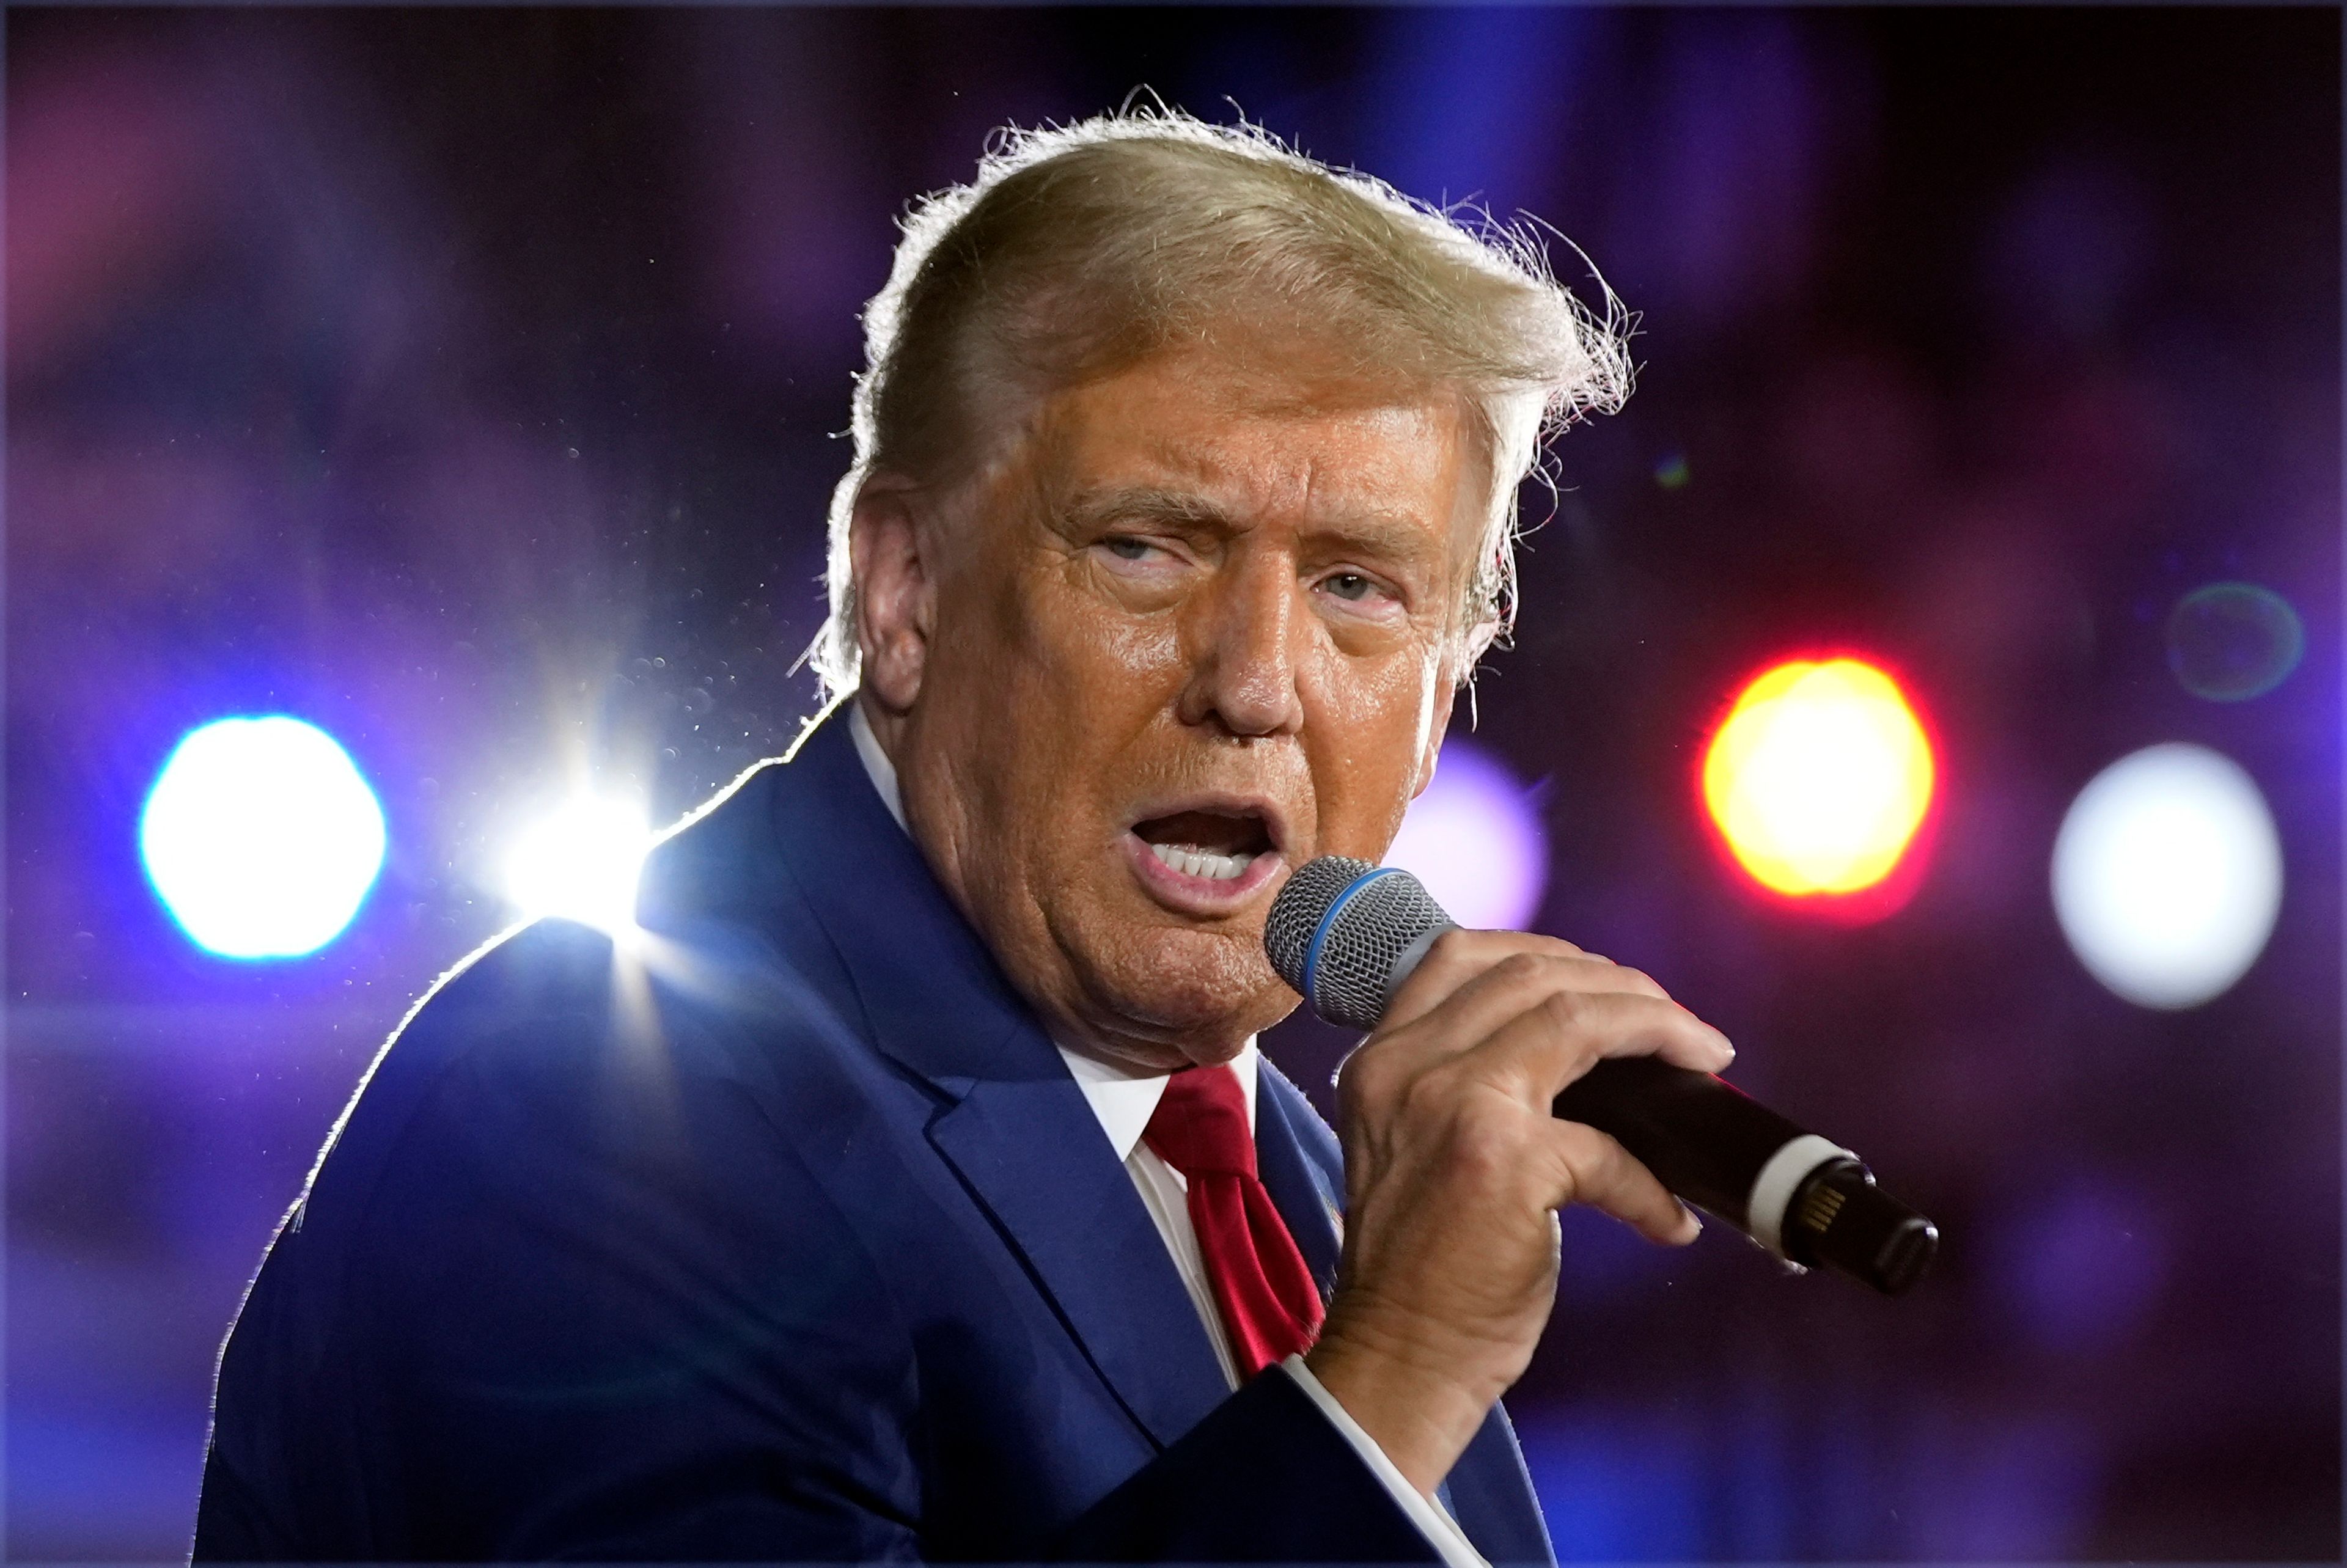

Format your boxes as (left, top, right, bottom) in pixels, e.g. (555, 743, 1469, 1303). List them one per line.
(1142, 1065, 1326, 1379)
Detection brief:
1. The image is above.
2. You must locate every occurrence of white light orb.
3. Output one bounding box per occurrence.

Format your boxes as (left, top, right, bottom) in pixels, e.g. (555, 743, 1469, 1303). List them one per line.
(140, 716, 387, 959)
(2052, 743, 2281, 1009)
(1383, 739, 1549, 931)
(504, 796, 653, 931)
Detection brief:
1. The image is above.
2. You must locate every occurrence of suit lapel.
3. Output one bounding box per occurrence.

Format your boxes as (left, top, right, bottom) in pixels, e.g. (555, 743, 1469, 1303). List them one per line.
(659, 710, 1552, 1553)
(1251, 1061, 1345, 1306)
(926, 1074, 1232, 1447)
(757, 711, 1230, 1449)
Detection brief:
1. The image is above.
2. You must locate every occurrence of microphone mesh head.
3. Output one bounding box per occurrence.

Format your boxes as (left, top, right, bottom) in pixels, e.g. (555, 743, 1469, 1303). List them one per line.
(1265, 856, 1376, 992)
(1265, 857, 1454, 1030)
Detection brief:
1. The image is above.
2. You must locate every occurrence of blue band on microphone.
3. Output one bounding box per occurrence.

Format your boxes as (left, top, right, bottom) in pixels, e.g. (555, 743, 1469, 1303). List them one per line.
(1302, 865, 1408, 1014)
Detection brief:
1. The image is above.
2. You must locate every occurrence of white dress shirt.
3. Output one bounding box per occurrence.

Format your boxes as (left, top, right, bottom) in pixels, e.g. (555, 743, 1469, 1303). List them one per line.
(847, 702, 1486, 1567)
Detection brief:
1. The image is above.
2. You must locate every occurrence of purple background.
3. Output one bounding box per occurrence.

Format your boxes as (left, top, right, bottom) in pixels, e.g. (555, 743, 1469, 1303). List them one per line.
(7, 8, 2339, 1559)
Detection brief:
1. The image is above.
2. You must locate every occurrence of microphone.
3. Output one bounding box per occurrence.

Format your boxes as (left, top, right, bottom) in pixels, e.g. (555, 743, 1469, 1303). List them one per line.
(1265, 857, 1939, 1296)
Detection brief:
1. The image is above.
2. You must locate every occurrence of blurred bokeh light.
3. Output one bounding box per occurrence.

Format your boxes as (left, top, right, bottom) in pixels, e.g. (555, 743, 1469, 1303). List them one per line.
(2051, 742, 2282, 1009)
(1384, 736, 1550, 932)
(1700, 658, 1934, 904)
(138, 716, 386, 959)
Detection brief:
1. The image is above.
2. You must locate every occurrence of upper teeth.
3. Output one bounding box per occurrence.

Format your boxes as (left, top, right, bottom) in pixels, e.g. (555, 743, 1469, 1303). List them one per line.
(1150, 842, 1255, 882)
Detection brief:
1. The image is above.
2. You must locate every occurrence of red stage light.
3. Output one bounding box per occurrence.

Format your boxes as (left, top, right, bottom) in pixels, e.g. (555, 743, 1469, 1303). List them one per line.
(1702, 657, 1937, 913)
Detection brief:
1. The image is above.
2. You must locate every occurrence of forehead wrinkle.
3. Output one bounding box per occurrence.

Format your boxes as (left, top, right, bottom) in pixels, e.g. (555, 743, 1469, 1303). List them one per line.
(1311, 510, 1445, 570)
(1041, 365, 1474, 583)
(1283, 453, 1384, 558)
(1139, 424, 1227, 483)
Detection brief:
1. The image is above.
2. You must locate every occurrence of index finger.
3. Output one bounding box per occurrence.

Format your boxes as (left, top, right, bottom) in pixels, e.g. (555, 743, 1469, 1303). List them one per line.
(1382, 927, 1664, 1033)
(1476, 987, 1736, 1096)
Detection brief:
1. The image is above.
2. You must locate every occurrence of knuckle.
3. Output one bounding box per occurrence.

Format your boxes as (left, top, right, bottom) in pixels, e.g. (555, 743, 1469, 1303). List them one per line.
(1426, 927, 1476, 965)
(1551, 1118, 1606, 1167)
(1490, 951, 1549, 991)
(1538, 988, 1591, 1030)
(1559, 1125, 1631, 1187)
(1395, 1064, 1455, 1124)
(1450, 1132, 1516, 1189)
(1614, 965, 1666, 998)
(1450, 1091, 1513, 1143)
(1414, 928, 1491, 988)
(1593, 1135, 1643, 1185)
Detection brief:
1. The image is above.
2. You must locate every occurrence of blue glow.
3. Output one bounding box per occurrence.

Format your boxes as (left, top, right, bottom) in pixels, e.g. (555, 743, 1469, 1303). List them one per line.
(139, 716, 387, 959)
(1989, 1176, 2169, 1357)
(1513, 1409, 1708, 1560)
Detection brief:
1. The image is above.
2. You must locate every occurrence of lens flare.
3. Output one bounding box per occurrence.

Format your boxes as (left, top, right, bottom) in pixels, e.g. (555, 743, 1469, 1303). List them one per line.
(2165, 582, 2303, 702)
(504, 796, 653, 931)
(139, 716, 387, 958)
(1702, 658, 1936, 903)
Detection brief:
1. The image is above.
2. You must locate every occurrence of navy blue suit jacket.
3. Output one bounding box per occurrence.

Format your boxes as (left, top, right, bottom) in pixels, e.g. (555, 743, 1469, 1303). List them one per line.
(194, 713, 1554, 1563)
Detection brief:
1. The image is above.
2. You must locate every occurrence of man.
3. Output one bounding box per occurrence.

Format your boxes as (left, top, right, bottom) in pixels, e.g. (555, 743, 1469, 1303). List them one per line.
(194, 111, 1735, 1561)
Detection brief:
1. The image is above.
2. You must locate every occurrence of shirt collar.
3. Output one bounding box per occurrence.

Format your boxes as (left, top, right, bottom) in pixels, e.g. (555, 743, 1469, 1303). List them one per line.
(845, 697, 1260, 1159)
(848, 699, 909, 831)
(1055, 1039, 1260, 1160)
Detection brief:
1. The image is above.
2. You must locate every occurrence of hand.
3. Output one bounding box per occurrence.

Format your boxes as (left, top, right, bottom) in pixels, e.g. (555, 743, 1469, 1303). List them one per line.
(1301, 929, 1735, 1495)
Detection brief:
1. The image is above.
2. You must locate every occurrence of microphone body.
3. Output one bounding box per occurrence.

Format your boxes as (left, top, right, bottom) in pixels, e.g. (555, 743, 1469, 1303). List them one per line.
(1265, 857, 1938, 1296)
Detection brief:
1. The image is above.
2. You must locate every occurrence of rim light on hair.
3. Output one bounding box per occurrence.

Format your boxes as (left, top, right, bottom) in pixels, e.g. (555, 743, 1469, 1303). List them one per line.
(808, 106, 1634, 700)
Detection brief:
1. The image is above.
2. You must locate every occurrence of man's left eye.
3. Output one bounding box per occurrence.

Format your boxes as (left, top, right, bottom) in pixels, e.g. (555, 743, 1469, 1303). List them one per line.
(1321, 571, 1380, 602)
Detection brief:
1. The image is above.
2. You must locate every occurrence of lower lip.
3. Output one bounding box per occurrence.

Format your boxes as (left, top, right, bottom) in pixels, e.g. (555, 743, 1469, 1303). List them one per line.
(1123, 833, 1285, 915)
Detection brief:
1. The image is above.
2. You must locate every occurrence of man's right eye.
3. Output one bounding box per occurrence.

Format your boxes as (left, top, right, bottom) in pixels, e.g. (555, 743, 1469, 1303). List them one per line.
(1100, 536, 1156, 561)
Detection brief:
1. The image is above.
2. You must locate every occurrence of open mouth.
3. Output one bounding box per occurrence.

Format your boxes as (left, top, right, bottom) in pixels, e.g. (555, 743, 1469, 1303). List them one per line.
(1130, 808, 1278, 884)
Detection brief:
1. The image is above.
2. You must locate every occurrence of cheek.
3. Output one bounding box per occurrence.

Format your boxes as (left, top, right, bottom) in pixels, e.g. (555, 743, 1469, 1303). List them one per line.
(930, 566, 1188, 829)
(1299, 640, 1445, 851)
(1081, 598, 1186, 686)
(1014, 562, 1189, 711)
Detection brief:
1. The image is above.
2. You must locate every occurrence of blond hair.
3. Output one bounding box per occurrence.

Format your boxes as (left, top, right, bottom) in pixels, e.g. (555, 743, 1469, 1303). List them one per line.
(810, 109, 1631, 696)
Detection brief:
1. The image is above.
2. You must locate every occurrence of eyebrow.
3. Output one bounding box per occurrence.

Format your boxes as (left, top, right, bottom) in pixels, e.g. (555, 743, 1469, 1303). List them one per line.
(1059, 486, 1230, 536)
(1059, 485, 1443, 568)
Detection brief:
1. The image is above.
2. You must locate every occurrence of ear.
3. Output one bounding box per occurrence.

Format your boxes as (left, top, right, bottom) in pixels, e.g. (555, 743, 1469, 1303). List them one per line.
(848, 477, 933, 713)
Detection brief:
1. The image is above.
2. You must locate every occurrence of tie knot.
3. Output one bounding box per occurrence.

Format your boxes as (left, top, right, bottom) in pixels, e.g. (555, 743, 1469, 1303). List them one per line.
(1142, 1064, 1255, 1179)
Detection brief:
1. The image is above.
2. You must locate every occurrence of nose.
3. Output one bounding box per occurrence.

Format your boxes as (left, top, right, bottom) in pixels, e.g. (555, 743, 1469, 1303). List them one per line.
(1175, 551, 1306, 739)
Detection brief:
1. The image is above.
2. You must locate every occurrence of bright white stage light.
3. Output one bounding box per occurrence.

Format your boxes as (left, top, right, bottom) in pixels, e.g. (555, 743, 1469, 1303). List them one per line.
(2052, 743, 2280, 1009)
(504, 796, 653, 931)
(1383, 738, 1549, 931)
(139, 716, 387, 959)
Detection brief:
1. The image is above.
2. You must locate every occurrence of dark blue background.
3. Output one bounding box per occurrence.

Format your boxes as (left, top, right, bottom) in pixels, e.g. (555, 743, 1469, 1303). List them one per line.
(7, 8, 2338, 1558)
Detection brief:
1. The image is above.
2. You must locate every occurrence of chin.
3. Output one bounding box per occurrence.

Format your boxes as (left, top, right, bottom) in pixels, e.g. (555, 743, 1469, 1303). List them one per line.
(1084, 921, 1296, 1046)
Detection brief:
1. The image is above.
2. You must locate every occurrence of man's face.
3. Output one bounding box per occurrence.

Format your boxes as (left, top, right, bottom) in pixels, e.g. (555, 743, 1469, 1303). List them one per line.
(859, 343, 1488, 1070)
